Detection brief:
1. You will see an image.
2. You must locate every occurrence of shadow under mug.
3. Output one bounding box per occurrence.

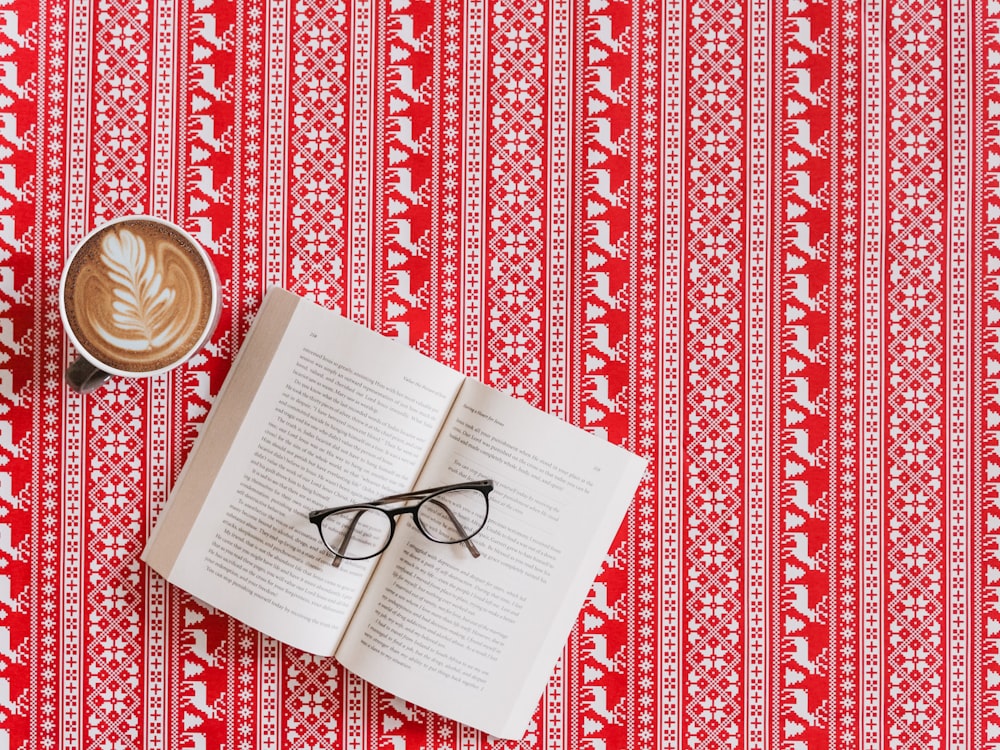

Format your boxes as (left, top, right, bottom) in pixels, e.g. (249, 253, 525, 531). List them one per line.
(59, 215, 222, 394)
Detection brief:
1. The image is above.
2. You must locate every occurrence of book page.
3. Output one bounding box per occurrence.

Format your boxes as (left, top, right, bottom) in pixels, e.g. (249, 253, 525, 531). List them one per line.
(143, 289, 465, 655)
(336, 378, 647, 738)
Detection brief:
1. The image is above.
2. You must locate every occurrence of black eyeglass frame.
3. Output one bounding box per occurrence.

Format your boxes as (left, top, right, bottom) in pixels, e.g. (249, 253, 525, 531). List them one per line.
(308, 479, 494, 567)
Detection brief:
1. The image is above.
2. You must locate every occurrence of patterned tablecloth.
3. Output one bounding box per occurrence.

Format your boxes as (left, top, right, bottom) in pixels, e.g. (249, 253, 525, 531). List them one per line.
(0, 0, 991, 747)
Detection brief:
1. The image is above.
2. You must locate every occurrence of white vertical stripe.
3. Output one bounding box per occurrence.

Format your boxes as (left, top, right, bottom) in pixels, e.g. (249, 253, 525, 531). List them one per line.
(546, 0, 570, 422)
(862, 0, 885, 745)
(458, 722, 479, 749)
(66, 0, 91, 237)
(546, 4, 572, 746)
(346, 672, 367, 750)
(61, 388, 85, 750)
(345, 1, 374, 739)
(348, 0, 373, 324)
(462, 0, 487, 378)
(62, 1, 92, 747)
(660, 0, 683, 745)
(146, 3, 177, 743)
(546, 660, 564, 750)
(746, 0, 771, 745)
(145, 376, 170, 750)
(259, 635, 280, 750)
(265, 0, 290, 292)
(948, 0, 971, 745)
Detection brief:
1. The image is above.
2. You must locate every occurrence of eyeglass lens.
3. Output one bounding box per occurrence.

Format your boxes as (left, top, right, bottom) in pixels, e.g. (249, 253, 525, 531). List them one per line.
(416, 487, 489, 543)
(320, 507, 392, 560)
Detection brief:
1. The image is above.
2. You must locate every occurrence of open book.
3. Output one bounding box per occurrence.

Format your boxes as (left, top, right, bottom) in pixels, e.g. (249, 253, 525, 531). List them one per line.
(142, 286, 647, 739)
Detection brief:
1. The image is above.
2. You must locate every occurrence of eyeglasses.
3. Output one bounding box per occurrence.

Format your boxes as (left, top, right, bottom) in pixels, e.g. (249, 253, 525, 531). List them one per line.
(308, 480, 493, 567)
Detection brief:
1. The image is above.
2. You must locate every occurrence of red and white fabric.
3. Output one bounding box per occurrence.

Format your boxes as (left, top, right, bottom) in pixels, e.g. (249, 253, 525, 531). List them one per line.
(0, 0, 991, 747)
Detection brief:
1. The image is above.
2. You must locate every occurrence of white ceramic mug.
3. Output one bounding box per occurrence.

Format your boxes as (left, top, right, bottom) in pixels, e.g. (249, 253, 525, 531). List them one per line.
(59, 215, 222, 393)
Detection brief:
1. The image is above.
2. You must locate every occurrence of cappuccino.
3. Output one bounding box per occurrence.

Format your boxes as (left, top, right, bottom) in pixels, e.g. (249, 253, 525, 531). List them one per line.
(62, 218, 217, 374)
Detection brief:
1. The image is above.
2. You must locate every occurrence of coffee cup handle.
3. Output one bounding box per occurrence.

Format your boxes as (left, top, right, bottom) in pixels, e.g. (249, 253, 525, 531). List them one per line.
(65, 356, 113, 394)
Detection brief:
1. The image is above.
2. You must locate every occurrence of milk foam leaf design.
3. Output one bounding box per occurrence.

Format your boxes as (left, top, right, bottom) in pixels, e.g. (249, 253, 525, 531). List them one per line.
(95, 228, 186, 352)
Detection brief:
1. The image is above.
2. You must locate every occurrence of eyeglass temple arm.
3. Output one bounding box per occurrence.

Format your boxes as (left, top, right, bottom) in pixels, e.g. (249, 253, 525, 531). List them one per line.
(330, 511, 366, 569)
(424, 498, 481, 558)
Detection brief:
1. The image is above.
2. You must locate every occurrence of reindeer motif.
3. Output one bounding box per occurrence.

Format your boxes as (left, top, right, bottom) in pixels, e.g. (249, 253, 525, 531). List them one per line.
(786, 531, 823, 570)
(187, 216, 219, 253)
(786, 118, 828, 157)
(390, 15, 429, 51)
(390, 66, 428, 102)
(0, 626, 19, 664)
(581, 633, 622, 671)
(189, 165, 230, 203)
(786, 17, 829, 54)
(0, 164, 25, 201)
(786, 170, 828, 208)
(190, 115, 231, 152)
(585, 581, 621, 621)
(590, 118, 629, 156)
(388, 116, 427, 154)
(786, 222, 827, 261)
(785, 635, 823, 675)
(785, 376, 826, 415)
(584, 375, 626, 413)
(588, 66, 629, 104)
(589, 272, 628, 311)
(785, 324, 827, 363)
(386, 269, 426, 306)
(193, 13, 232, 51)
(0, 10, 35, 48)
(0, 576, 19, 612)
(0, 524, 20, 561)
(785, 274, 826, 312)
(784, 428, 826, 467)
(786, 67, 829, 106)
(590, 169, 628, 207)
(786, 584, 824, 623)
(0, 677, 21, 714)
(186, 681, 219, 719)
(0, 112, 25, 151)
(588, 16, 629, 53)
(191, 64, 231, 101)
(585, 322, 627, 362)
(0, 62, 28, 99)
(186, 628, 220, 668)
(581, 685, 622, 723)
(785, 687, 824, 727)
(785, 479, 825, 520)
(387, 218, 426, 257)
(388, 167, 425, 205)
(587, 220, 628, 259)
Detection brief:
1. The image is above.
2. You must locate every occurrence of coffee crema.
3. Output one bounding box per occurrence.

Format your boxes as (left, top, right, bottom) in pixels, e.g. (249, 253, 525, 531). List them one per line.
(63, 219, 215, 373)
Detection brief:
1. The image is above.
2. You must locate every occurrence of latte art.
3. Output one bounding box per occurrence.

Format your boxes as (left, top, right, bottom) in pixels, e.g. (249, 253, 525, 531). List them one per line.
(63, 220, 215, 374)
